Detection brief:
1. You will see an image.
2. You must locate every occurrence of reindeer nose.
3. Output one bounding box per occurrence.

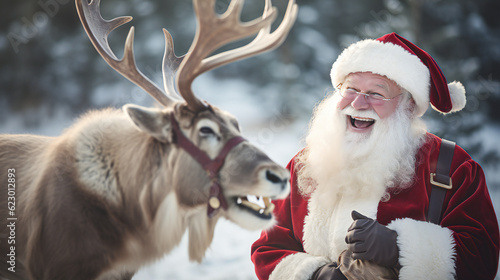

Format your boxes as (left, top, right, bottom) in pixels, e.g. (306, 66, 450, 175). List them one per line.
(265, 170, 288, 190)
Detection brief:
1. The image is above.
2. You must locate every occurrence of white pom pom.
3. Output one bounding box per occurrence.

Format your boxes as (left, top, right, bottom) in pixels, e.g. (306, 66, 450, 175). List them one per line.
(448, 81, 466, 113)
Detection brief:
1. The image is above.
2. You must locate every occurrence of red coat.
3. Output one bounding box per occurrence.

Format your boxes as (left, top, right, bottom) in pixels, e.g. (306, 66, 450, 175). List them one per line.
(251, 133, 499, 280)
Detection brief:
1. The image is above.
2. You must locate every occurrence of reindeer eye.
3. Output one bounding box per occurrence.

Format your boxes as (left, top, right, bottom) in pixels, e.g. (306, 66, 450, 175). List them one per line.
(199, 126, 215, 136)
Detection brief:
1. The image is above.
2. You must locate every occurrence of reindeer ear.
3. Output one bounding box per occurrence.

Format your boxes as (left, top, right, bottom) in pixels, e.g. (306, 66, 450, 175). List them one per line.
(123, 104, 172, 143)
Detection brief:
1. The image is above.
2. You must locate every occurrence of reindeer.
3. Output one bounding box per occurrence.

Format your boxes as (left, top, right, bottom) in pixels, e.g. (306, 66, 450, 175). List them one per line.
(0, 0, 297, 279)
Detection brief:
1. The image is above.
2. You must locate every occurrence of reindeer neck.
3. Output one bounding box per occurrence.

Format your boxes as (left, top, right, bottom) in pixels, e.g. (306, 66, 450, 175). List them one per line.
(70, 109, 173, 218)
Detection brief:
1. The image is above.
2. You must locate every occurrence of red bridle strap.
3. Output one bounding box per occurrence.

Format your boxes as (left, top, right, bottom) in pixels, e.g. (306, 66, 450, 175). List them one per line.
(170, 113, 246, 217)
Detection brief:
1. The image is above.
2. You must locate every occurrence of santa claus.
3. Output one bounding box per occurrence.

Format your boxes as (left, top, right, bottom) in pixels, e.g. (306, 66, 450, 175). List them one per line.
(251, 33, 499, 279)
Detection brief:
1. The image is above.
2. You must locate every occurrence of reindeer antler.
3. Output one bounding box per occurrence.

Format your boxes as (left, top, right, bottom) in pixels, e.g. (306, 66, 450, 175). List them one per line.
(177, 0, 298, 111)
(75, 0, 175, 106)
(201, 0, 298, 74)
(76, 0, 298, 111)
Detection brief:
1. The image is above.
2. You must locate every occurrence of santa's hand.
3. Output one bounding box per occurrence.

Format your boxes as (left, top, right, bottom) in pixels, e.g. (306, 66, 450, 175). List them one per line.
(310, 262, 347, 280)
(345, 210, 399, 267)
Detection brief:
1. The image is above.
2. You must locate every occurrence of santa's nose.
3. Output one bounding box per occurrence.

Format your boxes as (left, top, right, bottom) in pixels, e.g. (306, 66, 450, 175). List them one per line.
(351, 94, 371, 110)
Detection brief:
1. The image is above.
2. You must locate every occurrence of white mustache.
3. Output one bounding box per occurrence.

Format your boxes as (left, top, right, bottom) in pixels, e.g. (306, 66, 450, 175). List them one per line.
(341, 106, 380, 121)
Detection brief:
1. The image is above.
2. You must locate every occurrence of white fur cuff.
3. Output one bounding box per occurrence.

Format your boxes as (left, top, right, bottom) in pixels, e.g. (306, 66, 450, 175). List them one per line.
(269, 252, 330, 280)
(387, 218, 456, 280)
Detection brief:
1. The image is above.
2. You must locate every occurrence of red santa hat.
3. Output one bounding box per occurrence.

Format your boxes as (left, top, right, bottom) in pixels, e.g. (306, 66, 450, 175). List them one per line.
(330, 32, 466, 116)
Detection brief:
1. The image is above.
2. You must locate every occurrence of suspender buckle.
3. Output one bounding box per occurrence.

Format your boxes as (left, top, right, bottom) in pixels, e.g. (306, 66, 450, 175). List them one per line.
(430, 173, 452, 190)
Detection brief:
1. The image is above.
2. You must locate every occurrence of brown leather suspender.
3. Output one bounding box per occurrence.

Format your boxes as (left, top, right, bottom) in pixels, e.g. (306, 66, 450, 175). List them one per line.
(427, 138, 455, 224)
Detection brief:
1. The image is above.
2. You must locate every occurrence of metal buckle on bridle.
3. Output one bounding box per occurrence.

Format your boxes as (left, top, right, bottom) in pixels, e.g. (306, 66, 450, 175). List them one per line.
(169, 113, 246, 218)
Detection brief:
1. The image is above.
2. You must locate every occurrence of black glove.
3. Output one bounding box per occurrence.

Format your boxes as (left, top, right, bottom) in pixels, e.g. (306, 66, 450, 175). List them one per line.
(311, 262, 348, 280)
(345, 210, 399, 267)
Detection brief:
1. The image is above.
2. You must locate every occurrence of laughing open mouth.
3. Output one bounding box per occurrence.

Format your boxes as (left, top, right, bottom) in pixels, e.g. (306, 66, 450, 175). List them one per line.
(349, 115, 375, 129)
(234, 195, 275, 220)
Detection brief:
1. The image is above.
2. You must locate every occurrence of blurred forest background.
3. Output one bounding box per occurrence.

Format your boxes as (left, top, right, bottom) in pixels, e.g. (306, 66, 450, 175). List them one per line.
(2, 0, 500, 182)
(1, 0, 500, 278)
(2, 0, 499, 186)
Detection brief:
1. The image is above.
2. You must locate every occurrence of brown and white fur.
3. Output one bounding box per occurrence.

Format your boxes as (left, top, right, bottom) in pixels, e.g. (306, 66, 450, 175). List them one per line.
(0, 103, 290, 280)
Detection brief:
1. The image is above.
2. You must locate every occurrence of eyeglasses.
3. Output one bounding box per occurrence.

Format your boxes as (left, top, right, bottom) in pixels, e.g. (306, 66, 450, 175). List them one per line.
(337, 84, 402, 106)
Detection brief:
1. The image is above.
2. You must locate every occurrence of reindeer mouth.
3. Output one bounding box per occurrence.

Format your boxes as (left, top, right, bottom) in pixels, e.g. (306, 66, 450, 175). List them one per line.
(234, 195, 275, 220)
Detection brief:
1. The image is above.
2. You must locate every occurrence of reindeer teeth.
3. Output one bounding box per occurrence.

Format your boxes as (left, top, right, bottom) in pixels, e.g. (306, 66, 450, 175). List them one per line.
(235, 195, 275, 218)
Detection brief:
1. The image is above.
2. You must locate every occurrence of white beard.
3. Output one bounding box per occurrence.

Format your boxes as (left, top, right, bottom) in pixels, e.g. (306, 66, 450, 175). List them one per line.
(297, 92, 427, 206)
(299, 92, 428, 260)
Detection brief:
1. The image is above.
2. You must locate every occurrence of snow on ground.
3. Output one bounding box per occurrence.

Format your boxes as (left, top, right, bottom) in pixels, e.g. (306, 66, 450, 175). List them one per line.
(132, 219, 261, 280)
